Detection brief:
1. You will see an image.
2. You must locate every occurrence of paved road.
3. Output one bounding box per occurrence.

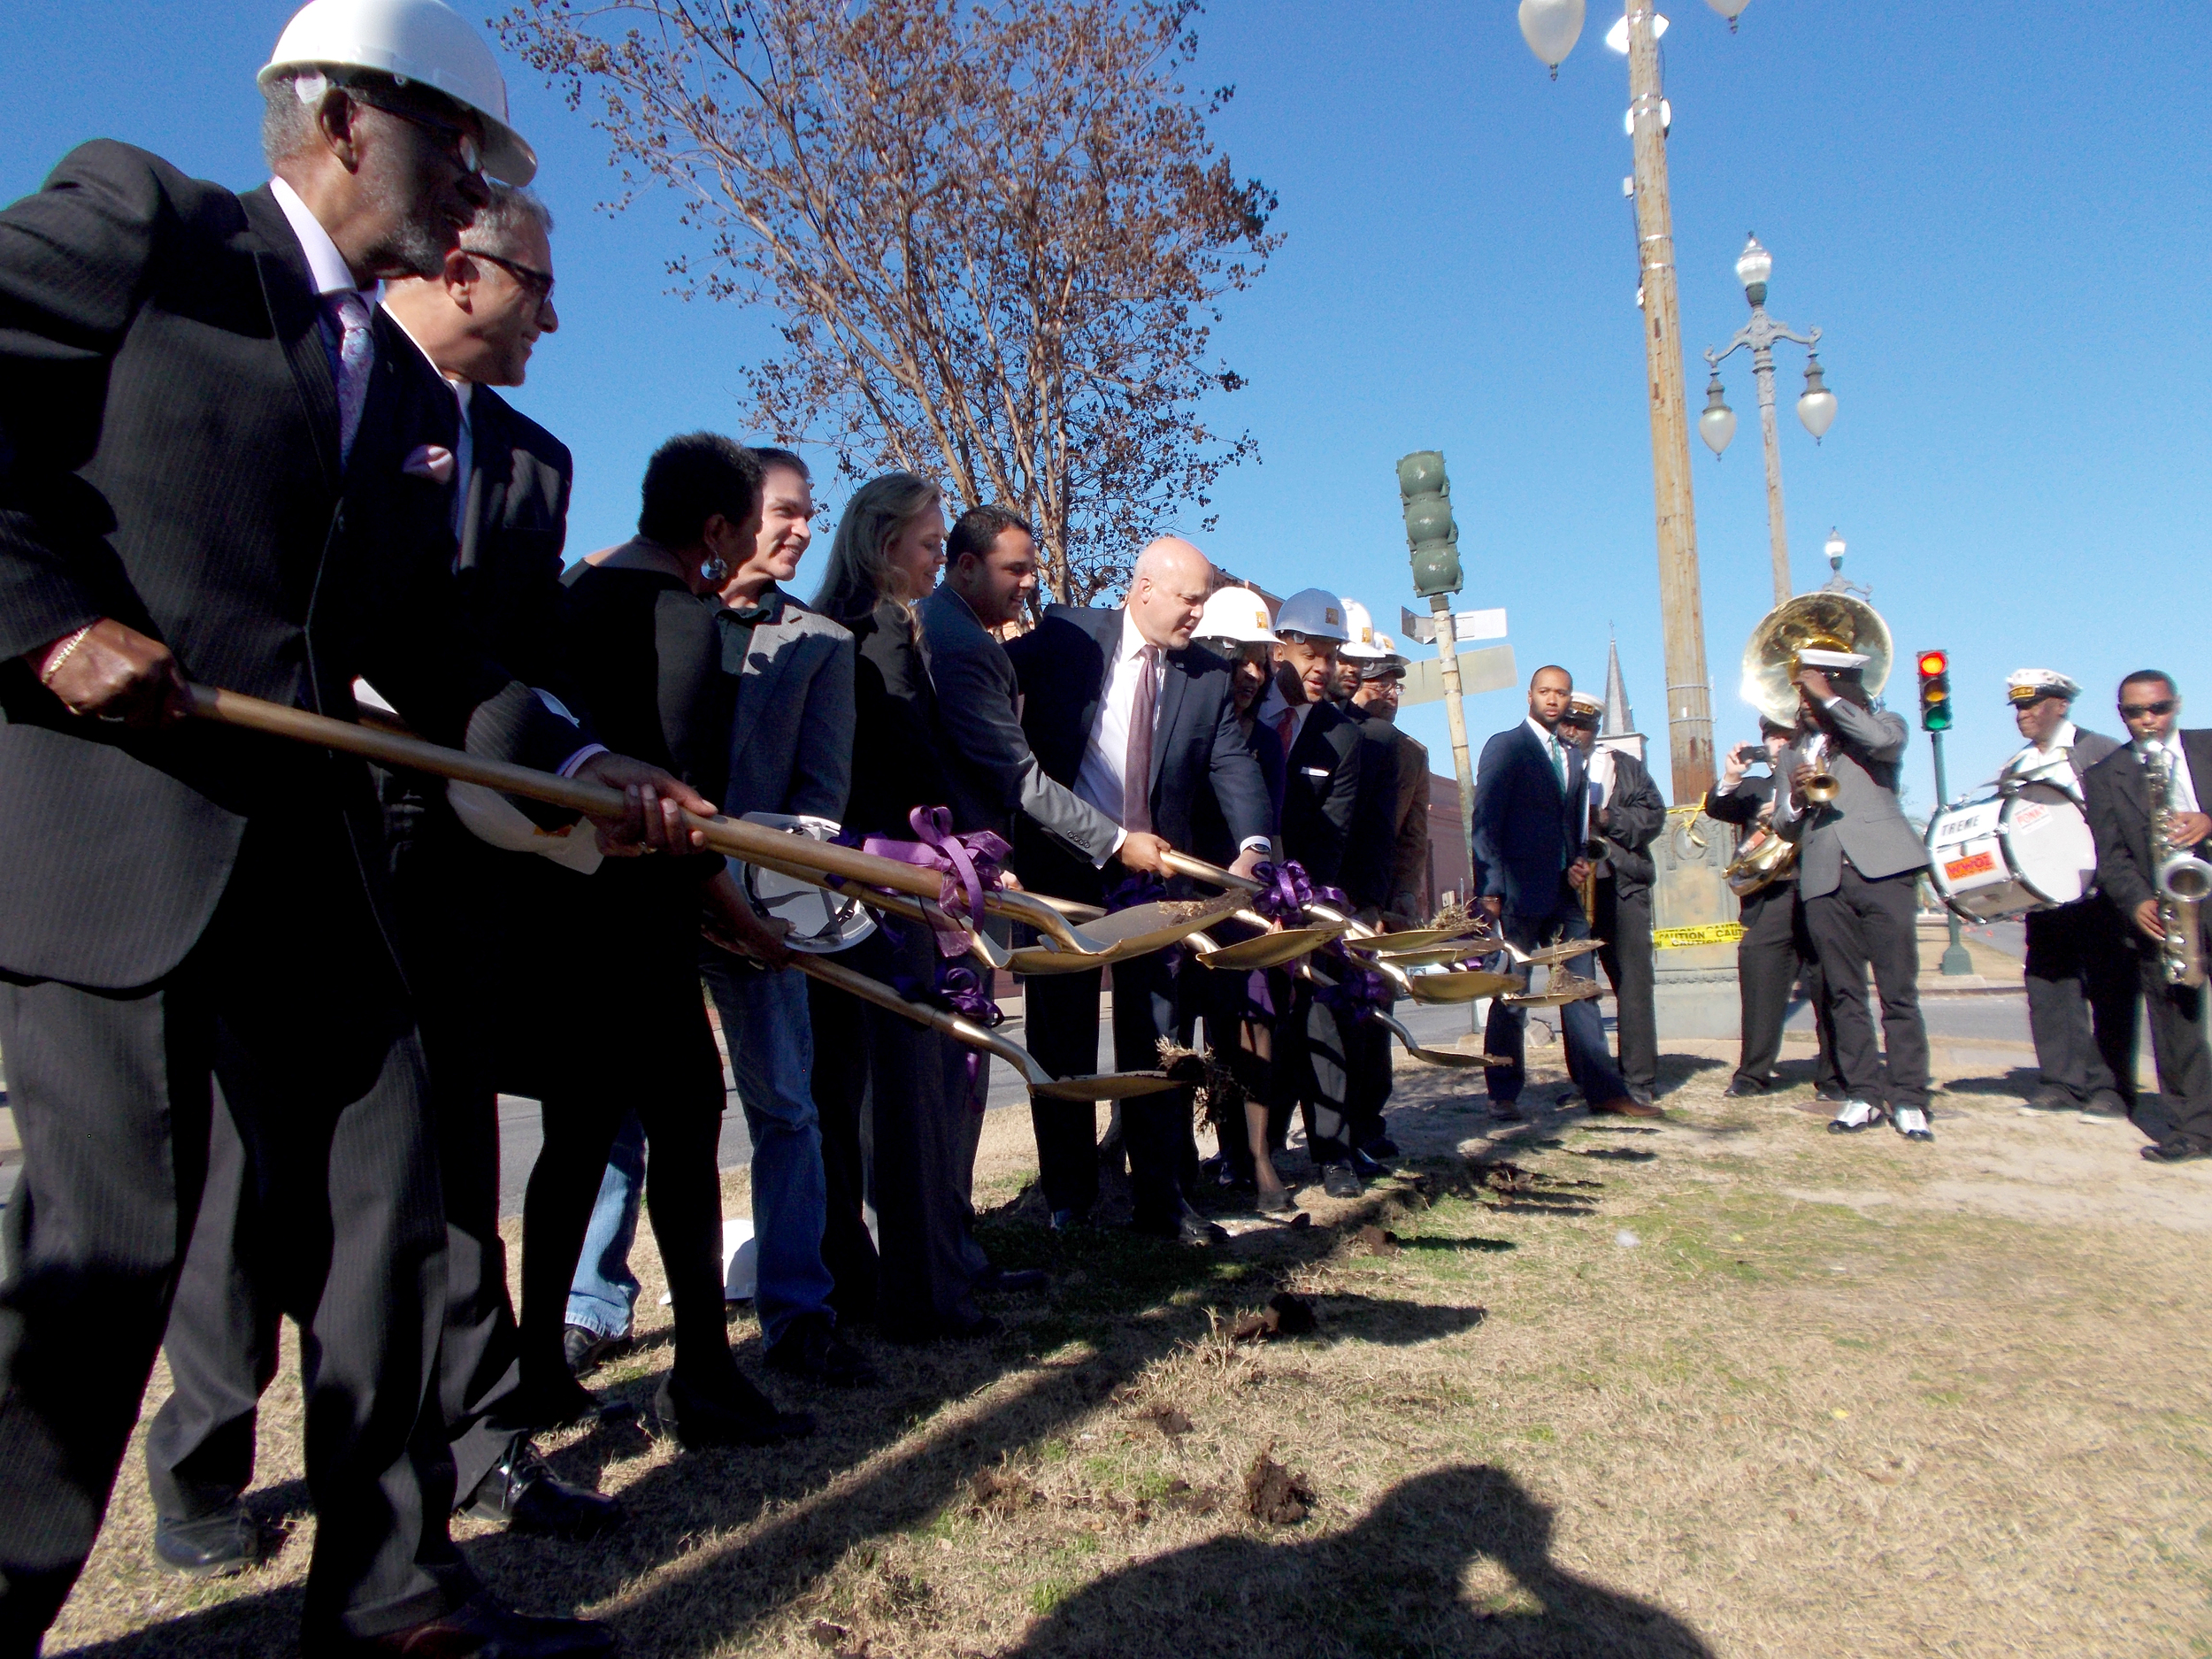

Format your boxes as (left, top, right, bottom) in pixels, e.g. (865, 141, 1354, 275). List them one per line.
(1, 988, 2038, 1221)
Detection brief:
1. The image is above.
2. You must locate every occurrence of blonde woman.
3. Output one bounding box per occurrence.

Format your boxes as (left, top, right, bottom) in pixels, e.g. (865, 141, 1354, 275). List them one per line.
(808, 475, 995, 1340)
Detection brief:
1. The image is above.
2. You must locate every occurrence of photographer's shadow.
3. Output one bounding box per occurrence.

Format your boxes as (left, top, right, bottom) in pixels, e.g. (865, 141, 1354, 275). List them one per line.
(1008, 1463, 1712, 1658)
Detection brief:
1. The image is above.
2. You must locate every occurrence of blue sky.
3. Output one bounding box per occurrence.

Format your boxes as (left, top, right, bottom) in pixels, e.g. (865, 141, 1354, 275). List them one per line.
(2, 2, 2205, 803)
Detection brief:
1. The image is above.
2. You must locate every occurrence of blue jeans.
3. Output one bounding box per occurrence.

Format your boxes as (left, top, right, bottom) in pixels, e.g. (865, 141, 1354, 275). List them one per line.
(565, 1110, 646, 1340)
(565, 961, 836, 1348)
(1484, 905, 1630, 1105)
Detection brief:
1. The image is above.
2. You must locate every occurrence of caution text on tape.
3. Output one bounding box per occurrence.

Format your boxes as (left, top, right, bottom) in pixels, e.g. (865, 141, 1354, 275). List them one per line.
(1652, 922, 1747, 949)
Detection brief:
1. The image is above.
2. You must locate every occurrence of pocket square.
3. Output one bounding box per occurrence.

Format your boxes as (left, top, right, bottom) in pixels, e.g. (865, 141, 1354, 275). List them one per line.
(402, 444, 456, 484)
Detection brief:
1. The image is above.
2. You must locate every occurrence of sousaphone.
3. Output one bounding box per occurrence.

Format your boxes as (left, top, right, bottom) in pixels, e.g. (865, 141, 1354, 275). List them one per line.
(1739, 591, 1894, 728)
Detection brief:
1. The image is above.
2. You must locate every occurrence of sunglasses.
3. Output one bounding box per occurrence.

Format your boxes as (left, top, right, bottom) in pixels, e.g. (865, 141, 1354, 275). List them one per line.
(345, 85, 483, 175)
(469, 249, 555, 307)
(2120, 699, 2178, 718)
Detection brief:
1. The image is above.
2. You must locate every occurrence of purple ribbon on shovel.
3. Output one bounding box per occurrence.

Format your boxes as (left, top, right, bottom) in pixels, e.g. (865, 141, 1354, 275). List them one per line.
(1249, 859, 1348, 924)
(859, 806, 1010, 957)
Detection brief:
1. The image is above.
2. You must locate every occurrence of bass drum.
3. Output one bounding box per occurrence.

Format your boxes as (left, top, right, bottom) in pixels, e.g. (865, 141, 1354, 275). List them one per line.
(1925, 780, 2096, 921)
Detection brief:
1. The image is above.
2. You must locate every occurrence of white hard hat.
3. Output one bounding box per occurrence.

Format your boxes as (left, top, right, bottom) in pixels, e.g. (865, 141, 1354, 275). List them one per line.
(1274, 588, 1348, 642)
(1338, 597, 1387, 660)
(261, 0, 537, 184)
(1194, 585, 1278, 647)
(1360, 634, 1407, 678)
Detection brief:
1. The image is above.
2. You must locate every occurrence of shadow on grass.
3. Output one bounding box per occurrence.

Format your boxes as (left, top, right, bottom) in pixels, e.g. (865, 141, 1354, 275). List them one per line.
(1006, 1463, 1713, 1658)
(63, 1179, 1495, 1657)
(1400, 1235, 1515, 1254)
(1939, 1066, 2041, 1100)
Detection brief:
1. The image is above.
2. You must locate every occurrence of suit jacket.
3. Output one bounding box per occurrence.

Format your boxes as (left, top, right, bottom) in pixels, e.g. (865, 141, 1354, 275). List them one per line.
(1274, 698, 1363, 889)
(1384, 726, 1432, 919)
(0, 142, 578, 988)
(451, 384, 575, 697)
(1003, 604, 1272, 895)
(1471, 721, 1586, 916)
(921, 589, 1118, 862)
(834, 595, 954, 840)
(1591, 749, 1665, 902)
(1191, 714, 1285, 867)
(722, 585, 854, 822)
(1339, 703, 1401, 913)
(2083, 730, 2212, 943)
(1779, 698, 1927, 897)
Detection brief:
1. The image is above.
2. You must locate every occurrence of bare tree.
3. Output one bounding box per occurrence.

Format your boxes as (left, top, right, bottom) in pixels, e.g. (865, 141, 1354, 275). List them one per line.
(501, 0, 1279, 603)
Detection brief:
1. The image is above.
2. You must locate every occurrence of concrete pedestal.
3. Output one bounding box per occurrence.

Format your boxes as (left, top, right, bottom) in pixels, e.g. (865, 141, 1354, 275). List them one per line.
(1649, 807, 1744, 1042)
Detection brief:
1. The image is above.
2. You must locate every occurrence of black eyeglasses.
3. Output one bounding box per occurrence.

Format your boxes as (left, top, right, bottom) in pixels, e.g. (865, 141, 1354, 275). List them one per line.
(2120, 699, 2178, 718)
(469, 250, 555, 308)
(343, 85, 483, 175)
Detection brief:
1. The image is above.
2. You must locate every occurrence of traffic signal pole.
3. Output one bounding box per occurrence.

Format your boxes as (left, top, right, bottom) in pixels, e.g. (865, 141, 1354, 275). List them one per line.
(1916, 647, 1977, 978)
(1927, 730, 1975, 976)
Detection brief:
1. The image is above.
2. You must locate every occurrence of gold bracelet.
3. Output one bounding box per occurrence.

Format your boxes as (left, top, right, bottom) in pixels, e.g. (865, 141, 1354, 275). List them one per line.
(37, 625, 95, 687)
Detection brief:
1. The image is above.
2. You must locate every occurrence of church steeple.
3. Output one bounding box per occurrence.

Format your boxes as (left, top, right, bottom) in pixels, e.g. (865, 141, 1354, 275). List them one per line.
(1602, 630, 1634, 738)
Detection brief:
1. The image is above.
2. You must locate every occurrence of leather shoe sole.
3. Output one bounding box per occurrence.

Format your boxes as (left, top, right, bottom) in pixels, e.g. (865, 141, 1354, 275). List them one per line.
(1590, 1096, 1663, 1118)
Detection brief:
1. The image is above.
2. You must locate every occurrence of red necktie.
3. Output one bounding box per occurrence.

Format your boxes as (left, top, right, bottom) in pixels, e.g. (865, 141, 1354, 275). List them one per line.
(1125, 644, 1158, 833)
(1275, 709, 1295, 756)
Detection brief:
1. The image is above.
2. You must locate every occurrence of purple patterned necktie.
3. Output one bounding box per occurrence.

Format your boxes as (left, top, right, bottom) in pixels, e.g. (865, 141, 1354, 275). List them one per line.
(328, 290, 374, 464)
(1124, 643, 1158, 833)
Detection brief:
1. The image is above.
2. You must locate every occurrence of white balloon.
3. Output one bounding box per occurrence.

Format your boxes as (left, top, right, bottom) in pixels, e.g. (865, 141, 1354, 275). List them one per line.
(1518, 0, 1586, 74)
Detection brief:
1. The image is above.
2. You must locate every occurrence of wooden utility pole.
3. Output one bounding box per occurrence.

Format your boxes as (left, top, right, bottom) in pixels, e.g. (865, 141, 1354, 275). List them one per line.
(1625, 0, 1715, 803)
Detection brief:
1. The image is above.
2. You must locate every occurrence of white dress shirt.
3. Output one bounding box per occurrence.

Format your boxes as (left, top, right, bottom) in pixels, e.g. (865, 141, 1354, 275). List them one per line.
(2138, 734, 2202, 813)
(1525, 716, 1571, 786)
(1074, 608, 1162, 840)
(2004, 719, 2081, 787)
(271, 177, 370, 303)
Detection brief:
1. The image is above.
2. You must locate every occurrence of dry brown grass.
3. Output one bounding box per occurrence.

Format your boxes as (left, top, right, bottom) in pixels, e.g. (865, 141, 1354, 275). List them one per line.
(43, 1032, 2212, 1657)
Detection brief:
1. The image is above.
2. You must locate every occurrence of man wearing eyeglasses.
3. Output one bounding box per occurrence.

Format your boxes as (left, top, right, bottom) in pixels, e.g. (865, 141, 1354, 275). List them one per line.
(2082, 672, 2212, 1164)
(0, 2, 658, 1653)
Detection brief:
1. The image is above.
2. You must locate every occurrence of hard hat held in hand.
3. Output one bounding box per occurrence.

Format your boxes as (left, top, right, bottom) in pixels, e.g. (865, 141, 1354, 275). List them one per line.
(261, 0, 537, 184)
(1338, 597, 1386, 661)
(1274, 588, 1350, 642)
(1195, 585, 1279, 647)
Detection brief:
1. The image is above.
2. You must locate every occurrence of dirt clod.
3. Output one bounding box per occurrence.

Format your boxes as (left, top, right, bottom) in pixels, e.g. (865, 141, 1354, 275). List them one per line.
(1243, 1440, 1316, 1525)
(1229, 1291, 1318, 1342)
(968, 1469, 1037, 1515)
(1138, 1402, 1194, 1437)
(1356, 1225, 1402, 1256)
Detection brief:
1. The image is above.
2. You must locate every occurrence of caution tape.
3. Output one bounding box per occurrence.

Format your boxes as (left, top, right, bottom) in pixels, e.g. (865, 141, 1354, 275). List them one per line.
(1652, 922, 1747, 949)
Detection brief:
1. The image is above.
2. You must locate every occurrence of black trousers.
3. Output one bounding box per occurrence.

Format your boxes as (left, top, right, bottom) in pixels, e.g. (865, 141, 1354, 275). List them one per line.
(0, 818, 471, 1648)
(147, 827, 526, 1525)
(2024, 900, 2139, 1105)
(1484, 904, 1629, 1105)
(1802, 864, 1930, 1110)
(2134, 944, 2212, 1141)
(1593, 880, 1656, 1094)
(1735, 879, 1839, 1091)
(807, 924, 981, 1333)
(1023, 948, 1194, 1228)
(515, 882, 741, 1401)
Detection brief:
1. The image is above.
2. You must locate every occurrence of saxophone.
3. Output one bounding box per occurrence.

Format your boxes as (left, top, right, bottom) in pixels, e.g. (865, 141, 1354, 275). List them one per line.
(2142, 739, 2212, 987)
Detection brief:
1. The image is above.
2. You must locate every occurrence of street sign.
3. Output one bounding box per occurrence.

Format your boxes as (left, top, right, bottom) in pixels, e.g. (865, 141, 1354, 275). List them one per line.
(1399, 644, 1518, 708)
(1401, 606, 1507, 645)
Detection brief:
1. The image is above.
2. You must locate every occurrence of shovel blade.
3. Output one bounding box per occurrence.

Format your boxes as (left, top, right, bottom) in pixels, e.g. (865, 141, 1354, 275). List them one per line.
(1194, 926, 1340, 971)
(1405, 970, 1521, 1004)
(1031, 1071, 1183, 1102)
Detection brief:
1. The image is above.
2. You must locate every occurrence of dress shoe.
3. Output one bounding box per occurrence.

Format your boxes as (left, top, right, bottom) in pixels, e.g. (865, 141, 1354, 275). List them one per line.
(1892, 1105, 1934, 1142)
(1590, 1096, 1663, 1119)
(1127, 1211, 1226, 1244)
(463, 1437, 621, 1540)
(1357, 1134, 1400, 1159)
(1320, 1162, 1363, 1199)
(1489, 1100, 1525, 1123)
(652, 1372, 814, 1449)
(323, 1594, 614, 1657)
(2080, 1090, 2130, 1121)
(1827, 1099, 1885, 1133)
(972, 1265, 1050, 1294)
(563, 1324, 626, 1379)
(2142, 1133, 2212, 1164)
(1724, 1076, 1770, 1098)
(1348, 1145, 1393, 1179)
(1252, 1187, 1300, 1217)
(764, 1314, 879, 1386)
(152, 1502, 267, 1578)
(2023, 1086, 2076, 1113)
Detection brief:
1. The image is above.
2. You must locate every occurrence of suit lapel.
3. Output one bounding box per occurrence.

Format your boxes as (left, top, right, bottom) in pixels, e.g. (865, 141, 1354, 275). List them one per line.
(727, 589, 800, 764)
(240, 188, 342, 495)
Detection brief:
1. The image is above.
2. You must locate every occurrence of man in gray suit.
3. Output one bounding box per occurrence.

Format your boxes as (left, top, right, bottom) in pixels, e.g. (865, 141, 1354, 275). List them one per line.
(1774, 652, 1934, 1140)
(565, 449, 870, 1387)
(1998, 669, 2134, 1118)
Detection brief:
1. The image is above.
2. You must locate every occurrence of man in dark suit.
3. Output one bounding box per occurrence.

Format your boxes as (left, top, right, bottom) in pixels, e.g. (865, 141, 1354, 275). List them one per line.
(1472, 666, 1644, 1120)
(0, 24, 693, 1654)
(1327, 605, 1403, 1171)
(1560, 695, 1667, 1107)
(1705, 720, 1840, 1098)
(1775, 655, 1933, 1141)
(142, 182, 617, 1579)
(1999, 669, 2135, 1118)
(2082, 671, 2212, 1163)
(994, 532, 1272, 1240)
(1253, 589, 1372, 1194)
(1350, 643, 1432, 926)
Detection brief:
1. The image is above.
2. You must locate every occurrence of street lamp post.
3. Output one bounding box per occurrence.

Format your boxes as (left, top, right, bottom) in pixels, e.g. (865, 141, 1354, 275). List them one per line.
(1517, 0, 1716, 805)
(1700, 235, 1838, 606)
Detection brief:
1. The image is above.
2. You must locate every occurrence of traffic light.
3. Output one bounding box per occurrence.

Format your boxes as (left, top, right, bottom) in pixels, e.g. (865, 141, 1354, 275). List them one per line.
(1397, 450, 1463, 598)
(1916, 649, 1953, 732)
